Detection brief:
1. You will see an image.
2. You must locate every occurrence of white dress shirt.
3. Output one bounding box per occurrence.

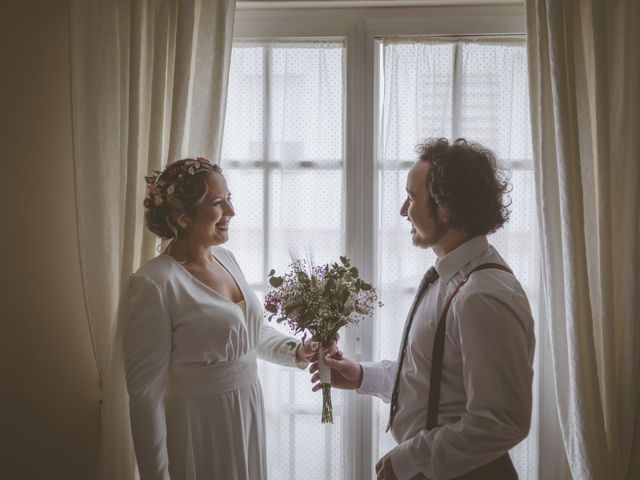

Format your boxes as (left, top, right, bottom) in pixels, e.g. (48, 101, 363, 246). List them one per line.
(358, 235, 535, 480)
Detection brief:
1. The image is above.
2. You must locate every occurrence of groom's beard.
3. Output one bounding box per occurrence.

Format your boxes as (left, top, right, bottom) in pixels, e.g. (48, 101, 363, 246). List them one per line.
(412, 216, 448, 249)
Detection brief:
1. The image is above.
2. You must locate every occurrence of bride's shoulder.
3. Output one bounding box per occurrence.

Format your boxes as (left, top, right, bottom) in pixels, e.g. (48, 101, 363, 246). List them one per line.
(133, 254, 176, 282)
(212, 245, 237, 264)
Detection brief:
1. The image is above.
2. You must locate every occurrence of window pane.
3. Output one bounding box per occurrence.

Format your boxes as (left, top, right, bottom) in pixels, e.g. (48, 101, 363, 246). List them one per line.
(381, 42, 455, 160)
(376, 38, 539, 479)
(221, 40, 347, 480)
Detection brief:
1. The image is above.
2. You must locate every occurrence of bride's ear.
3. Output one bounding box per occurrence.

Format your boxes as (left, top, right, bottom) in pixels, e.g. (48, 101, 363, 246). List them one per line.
(170, 208, 190, 230)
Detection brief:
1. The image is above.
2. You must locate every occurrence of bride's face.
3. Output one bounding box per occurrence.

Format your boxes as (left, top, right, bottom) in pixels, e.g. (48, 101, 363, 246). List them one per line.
(182, 172, 235, 246)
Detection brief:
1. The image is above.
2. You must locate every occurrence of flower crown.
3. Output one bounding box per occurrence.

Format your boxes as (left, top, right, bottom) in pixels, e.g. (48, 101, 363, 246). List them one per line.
(144, 157, 213, 209)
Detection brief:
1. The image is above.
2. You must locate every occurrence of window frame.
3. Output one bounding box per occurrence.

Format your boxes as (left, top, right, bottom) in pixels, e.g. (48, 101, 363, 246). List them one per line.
(230, 3, 566, 479)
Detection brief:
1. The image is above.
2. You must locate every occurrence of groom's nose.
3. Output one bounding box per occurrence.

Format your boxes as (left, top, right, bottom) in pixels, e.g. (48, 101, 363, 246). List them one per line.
(400, 198, 409, 216)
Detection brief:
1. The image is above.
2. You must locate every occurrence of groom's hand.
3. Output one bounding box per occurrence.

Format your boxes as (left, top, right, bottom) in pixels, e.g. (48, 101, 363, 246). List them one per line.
(310, 350, 363, 391)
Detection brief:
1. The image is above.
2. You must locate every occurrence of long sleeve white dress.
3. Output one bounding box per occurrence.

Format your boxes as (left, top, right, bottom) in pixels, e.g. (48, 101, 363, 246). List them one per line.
(121, 246, 301, 480)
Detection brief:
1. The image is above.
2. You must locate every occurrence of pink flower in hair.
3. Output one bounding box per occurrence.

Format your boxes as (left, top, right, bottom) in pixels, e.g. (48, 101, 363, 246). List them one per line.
(153, 195, 163, 206)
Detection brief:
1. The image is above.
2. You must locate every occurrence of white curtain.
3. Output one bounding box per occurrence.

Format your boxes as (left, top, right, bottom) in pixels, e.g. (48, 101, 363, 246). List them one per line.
(526, 0, 640, 479)
(70, 1, 235, 478)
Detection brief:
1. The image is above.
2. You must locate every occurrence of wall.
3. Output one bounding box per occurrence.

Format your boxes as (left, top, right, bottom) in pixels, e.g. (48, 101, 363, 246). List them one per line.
(0, 1, 101, 479)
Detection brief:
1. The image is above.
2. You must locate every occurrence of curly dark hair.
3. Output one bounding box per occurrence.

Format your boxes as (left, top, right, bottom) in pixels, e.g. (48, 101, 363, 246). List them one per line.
(416, 138, 511, 236)
(144, 159, 223, 240)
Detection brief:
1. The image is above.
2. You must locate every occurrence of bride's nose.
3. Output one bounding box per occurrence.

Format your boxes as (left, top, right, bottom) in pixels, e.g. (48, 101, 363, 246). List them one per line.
(223, 201, 235, 217)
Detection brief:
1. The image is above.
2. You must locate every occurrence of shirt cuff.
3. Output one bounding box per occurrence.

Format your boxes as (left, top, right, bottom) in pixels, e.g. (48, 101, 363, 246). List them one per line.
(357, 362, 388, 396)
(390, 439, 421, 480)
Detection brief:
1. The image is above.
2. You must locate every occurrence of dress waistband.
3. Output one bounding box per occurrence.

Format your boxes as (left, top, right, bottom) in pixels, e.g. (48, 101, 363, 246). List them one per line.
(168, 351, 258, 399)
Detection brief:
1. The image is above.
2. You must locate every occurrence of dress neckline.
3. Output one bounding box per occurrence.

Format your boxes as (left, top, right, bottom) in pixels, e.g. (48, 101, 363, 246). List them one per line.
(163, 251, 247, 307)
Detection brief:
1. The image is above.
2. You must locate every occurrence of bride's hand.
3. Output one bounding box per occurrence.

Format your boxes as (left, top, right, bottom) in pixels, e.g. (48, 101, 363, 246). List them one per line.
(295, 334, 339, 364)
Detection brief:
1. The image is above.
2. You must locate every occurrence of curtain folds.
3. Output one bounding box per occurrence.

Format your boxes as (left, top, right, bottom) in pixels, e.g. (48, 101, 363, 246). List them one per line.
(70, 1, 235, 478)
(526, 0, 640, 479)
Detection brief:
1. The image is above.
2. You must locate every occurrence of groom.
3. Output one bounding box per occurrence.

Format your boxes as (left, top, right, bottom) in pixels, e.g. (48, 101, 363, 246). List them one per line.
(312, 138, 535, 480)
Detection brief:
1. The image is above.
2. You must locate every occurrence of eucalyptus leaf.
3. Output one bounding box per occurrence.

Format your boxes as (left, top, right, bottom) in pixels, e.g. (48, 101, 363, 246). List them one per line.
(325, 277, 335, 292)
(265, 303, 278, 313)
(285, 300, 301, 310)
(341, 289, 350, 303)
(269, 276, 284, 288)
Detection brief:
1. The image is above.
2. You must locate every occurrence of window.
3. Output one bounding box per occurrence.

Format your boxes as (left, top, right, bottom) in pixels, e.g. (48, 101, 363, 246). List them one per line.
(222, 4, 561, 480)
(375, 37, 538, 477)
(221, 40, 349, 478)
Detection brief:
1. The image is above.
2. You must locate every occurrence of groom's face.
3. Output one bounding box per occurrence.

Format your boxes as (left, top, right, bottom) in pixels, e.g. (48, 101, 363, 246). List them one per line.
(400, 160, 448, 249)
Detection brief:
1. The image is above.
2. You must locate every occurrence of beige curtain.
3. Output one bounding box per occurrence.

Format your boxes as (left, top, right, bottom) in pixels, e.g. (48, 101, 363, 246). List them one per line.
(70, 0, 235, 478)
(526, 0, 640, 479)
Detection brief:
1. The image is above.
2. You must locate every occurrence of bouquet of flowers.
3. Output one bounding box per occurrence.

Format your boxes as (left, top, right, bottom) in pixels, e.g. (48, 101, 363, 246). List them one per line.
(265, 256, 382, 423)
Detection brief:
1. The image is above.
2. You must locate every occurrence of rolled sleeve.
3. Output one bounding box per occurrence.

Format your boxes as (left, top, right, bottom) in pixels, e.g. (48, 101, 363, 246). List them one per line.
(390, 439, 423, 480)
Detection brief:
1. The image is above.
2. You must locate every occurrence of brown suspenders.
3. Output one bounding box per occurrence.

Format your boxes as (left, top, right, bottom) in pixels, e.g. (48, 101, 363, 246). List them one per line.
(425, 262, 518, 480)
(426, 262, 514, 430)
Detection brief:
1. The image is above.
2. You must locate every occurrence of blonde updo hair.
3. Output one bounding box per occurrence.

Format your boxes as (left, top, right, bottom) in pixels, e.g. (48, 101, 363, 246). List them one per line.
(143, 158, 223, 240)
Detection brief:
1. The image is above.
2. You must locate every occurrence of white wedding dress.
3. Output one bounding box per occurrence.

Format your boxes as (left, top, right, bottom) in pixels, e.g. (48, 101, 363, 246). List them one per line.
(122, 246, 301, 480)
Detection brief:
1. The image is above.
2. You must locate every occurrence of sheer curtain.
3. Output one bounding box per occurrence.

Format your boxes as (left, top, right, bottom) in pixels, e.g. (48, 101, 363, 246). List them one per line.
(221, 36, 560, 480)
(69, 1, 235, 478)
(376, 37, 542, 479)
(221, 40, 349, 479)
(526, 0, 640, 478)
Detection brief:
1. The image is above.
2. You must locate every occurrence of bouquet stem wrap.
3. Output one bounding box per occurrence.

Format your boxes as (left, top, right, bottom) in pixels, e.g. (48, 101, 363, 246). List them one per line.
(317, 352, 332, 383)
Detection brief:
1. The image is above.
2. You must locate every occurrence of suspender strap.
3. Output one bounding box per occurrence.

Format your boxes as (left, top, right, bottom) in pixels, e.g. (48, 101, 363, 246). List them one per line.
(426, 263, 513, 430)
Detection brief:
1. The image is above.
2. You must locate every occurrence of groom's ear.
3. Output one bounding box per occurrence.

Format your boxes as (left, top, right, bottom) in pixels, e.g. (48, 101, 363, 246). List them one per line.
(437, 203, 451, 224)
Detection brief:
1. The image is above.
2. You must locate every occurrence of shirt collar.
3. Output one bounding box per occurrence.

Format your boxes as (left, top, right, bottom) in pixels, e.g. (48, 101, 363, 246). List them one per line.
(435, 235, 489, 283)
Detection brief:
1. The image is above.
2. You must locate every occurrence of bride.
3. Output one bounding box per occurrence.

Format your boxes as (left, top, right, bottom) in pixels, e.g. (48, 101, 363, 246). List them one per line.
(121, 157, 327, 480)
